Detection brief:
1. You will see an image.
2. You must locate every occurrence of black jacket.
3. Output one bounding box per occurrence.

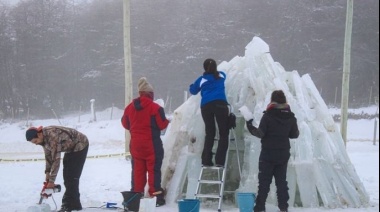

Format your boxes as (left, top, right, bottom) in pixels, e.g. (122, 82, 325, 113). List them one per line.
(247, 107, 299, 149)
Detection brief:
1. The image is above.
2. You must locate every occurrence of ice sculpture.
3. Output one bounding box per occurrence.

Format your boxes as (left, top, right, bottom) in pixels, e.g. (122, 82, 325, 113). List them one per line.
(161, 37, 369, 209)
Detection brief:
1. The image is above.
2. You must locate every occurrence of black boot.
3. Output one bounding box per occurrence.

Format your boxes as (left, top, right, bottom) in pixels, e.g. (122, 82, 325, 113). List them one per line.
(154, 188, 166, 207)
(58, 203, 82, 212)
(58, 206, 72, 212)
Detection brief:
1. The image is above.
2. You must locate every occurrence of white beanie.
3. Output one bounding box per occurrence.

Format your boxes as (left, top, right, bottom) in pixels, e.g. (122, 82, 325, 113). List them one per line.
(138, 77, 154, 92)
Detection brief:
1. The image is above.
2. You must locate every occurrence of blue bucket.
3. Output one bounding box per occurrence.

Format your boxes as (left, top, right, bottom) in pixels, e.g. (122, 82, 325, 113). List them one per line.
(178, 199, 200, 212)
(236, 192, 255, 212)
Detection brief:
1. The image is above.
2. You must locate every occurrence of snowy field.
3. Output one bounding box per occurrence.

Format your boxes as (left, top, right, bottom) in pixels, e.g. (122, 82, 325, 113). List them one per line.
(0, 106, 378, 212)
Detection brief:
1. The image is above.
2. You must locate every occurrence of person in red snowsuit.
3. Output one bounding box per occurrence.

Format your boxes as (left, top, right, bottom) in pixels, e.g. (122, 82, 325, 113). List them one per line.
(121, 77, 169, 207)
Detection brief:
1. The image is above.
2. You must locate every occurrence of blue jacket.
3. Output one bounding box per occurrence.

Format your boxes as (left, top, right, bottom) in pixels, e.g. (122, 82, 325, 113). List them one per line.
(189, 71, 227, 107)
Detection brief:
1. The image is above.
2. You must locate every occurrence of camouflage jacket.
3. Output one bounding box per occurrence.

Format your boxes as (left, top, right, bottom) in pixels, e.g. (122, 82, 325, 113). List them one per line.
(42, 126, 89, 183)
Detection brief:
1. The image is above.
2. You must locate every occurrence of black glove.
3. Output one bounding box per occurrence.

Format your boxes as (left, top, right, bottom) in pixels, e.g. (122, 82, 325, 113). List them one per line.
(246, 119, 254, 127)
(228, 113, 236, 129)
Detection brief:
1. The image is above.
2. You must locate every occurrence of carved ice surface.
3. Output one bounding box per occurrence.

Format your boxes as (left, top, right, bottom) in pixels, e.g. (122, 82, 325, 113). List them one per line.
(160, 37, 369, 208)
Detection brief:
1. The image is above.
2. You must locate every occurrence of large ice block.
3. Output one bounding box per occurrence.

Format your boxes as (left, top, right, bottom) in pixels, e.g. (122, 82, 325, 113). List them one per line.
(160, 36, 369, 209)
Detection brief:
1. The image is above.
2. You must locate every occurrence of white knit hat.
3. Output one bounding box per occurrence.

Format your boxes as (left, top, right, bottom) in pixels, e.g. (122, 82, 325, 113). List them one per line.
(138, 77, 154, 92)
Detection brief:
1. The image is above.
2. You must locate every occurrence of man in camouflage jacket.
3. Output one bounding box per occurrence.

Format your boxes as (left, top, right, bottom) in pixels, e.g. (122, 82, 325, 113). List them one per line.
(26, 126, 89, 212)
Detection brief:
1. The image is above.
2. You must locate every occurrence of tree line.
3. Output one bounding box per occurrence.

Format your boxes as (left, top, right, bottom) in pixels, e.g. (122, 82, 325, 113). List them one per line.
(0, 0, 124, 119)
(0, 0, 378, 120)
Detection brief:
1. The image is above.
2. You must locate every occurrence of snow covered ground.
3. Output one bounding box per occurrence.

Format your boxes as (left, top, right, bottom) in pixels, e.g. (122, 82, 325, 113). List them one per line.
(0, 106, 378, 212)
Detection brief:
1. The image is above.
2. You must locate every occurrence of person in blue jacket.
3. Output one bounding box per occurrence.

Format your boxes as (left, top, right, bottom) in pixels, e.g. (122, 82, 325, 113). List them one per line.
(189, 58, 229, 167)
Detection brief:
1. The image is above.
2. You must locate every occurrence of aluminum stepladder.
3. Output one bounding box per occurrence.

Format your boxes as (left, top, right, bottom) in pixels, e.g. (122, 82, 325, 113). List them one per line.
(194, 129, 242, 211)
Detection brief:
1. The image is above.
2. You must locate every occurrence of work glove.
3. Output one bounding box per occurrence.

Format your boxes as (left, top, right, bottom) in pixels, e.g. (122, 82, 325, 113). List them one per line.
(246, 119, 254, 127)
(46, 182, 55, 189)
(228, 113, 236, 129)
(44, 173, 55, 188)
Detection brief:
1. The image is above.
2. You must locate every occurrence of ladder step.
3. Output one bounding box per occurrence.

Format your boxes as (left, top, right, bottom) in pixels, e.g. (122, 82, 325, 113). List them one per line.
(195, 194, 221, 199)
(198, 180, 223, 184)
(224, 190, 236, 194)
(202, 166, 224, 170)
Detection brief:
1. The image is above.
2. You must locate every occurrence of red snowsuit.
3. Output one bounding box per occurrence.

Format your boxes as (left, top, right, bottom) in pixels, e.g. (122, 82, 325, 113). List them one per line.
(121, 96, 169, 196)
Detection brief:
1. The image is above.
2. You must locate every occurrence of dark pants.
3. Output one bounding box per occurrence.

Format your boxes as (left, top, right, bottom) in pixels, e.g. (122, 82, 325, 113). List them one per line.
(254, 149, 290, 212)
(62, 145, 88, 208)
(201, 100, 229, 165)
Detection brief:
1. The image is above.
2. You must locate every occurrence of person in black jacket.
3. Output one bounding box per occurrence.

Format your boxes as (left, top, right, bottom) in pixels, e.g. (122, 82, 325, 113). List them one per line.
(246, 90, 299, 212)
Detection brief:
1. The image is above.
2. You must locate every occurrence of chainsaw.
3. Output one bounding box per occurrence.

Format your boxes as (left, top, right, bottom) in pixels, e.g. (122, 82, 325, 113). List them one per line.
(38, 182, 61, 204)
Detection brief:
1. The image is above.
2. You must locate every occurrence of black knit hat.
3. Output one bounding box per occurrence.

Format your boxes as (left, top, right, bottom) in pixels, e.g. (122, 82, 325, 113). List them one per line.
(271, 90, 287, 104)
(26, 126, 42, 141)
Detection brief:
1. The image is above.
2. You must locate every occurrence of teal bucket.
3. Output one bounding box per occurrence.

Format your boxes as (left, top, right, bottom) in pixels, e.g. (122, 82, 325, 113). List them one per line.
(178, 199, 200, 212)
(236, 192, 255, 212)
